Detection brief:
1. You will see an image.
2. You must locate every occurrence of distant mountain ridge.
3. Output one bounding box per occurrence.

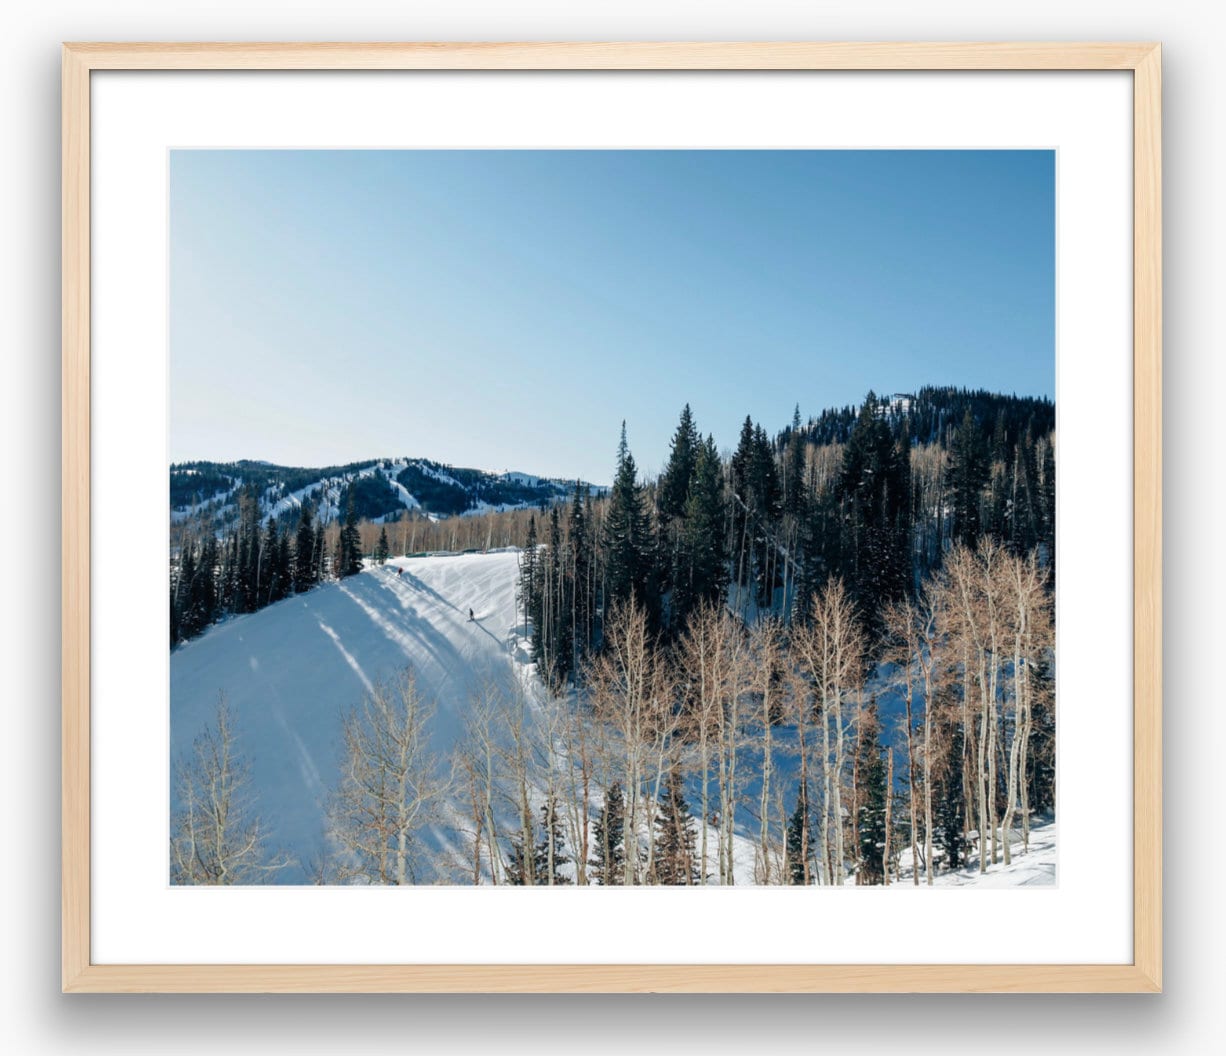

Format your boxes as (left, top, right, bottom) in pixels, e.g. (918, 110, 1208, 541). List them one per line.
(170, 457, 604, 530)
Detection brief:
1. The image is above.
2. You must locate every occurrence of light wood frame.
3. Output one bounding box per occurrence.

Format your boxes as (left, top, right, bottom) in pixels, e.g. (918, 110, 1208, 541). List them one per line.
(61, 41, 1162, 994)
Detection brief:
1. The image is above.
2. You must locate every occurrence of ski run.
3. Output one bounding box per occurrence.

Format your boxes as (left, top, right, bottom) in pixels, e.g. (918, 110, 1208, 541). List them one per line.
(170, 549, 1054, 886)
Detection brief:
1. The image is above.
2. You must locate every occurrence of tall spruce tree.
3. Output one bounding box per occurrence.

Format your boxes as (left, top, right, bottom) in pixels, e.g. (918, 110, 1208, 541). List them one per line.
(786, 782, 815, 884)
(658, 404, 700, 525)
(838, 394, 911, 625)
(653, 763, 698, 885)
(936, 721, 966, 871)
(294, 504, 317, 591)
(533, 793, 573, 885)
(339, 489, 363, 577)
(783, 404, 807, 519)
(567, 484, 594, 667)
(947, 406, 989, 547)
(602, 423, 654, 617)
(673, 433, 728, 629)
(375, 525, 390, 565)
(855, 698, 890, 885)
(590, 782, 626, 885)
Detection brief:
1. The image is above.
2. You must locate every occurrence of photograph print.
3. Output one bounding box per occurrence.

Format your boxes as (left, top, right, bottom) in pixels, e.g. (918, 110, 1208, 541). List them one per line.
(168, 149, 1056, 888)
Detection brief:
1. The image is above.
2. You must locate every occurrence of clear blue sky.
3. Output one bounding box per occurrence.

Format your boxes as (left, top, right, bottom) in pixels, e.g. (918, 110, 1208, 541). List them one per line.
(170, 149, 1053, 484)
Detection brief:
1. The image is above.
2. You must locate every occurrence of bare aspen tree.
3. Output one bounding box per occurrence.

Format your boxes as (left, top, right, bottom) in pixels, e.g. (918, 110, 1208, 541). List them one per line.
(794, 578, 865, 885)
(558, 694, 596, 885)
(171, 693, 289, 884)
(914, 585, 947, 884)
(750, 617, 784, 884)
(883, 741, 894, 886)
(585, 598, 674, 885)
(500, 676, 538, 884)
(678, 601, 721, 884)
(328, 669, 449, 884)
(450, 687, 506, 884)
(945, 543, 995, 872)
(1000, 548, 1054, 863)
(782, 645, 819, 883)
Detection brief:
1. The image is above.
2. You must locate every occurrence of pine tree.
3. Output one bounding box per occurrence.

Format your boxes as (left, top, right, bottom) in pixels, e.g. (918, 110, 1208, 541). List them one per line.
(258, 516, 278, 605)
(590, 782, 626, 885)
(274, 525, 291, 602)
(294, 503, 316, 591)
(855, 698, 890, 884)
(783, 404, 807, 519)
(567, 483, 594, 666)
(533, 793, 573, 885)
(504, 834, 532, 886)
(658, 404, 700, 525)
(602, 422, 654, 617)
(837, 394, 911, 625)
(786, 782, 815, 884)
(338, 489, 363, 577)
(196, 534, 219, 628)
(653, 763, 698, 885)
(948, 406, 989, 547)
(936, 720, 966, 871)
(519, 515, 540, 639)
(673, 434, 728, 629)
(375, 525, 390, 565)
(313, 520, 327, 582)
(176, 543, 199, 639)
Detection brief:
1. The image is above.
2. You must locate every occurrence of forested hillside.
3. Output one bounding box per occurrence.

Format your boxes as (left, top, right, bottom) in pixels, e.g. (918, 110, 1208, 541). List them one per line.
(169, 386, 1055, 887)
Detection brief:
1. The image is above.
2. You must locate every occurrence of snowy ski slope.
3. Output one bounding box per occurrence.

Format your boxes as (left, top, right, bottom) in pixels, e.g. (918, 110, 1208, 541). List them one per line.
(170, 551, 525, 881)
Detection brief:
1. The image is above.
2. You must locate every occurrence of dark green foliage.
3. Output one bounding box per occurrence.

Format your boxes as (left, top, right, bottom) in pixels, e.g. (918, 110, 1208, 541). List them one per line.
(786, 783, 815, 884)
(936, 720, 967, 871)
(534, 794, 573, 885)
(729, 416, 784, 606)
(602, 423, 655, 618)
(658, 404, 700, 526)
(672, 433, 728, 629)
(169, 466, 234, 510)
(505, 794, 573, 885)
(590, 782, 626, 885)
(337, 490, 363, 578)
(294, 504, 317, 591)
(530, 506, 574, 687)
(948, 407, 990, 547)
(1026, 657, 1056, 816)
(652, 764, 698, 885)
(396, 462, 473, 516)
(783, 404, 807, 519)
(375, 526, 390, 565)
(855, 698, 889, 885)
(341, 474, 403, 522)
(837, 395, 912, 625)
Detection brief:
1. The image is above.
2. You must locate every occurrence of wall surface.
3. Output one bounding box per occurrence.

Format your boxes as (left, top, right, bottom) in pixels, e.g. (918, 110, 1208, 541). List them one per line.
(2, 3, 1221, 1053)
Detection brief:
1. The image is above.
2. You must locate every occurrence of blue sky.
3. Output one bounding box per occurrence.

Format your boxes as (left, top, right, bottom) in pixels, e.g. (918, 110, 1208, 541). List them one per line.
(170, 149, 1054, 484)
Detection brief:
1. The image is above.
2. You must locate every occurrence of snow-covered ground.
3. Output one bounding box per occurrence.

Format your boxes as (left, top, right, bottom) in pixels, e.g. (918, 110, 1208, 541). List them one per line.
(171, 551, 526, 880)
(170, 549, 1055, 887)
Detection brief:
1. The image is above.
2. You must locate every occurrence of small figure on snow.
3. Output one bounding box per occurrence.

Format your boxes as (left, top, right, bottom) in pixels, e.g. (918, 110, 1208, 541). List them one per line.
(469, 608, 475, 622)
(397, 567, 404, 578)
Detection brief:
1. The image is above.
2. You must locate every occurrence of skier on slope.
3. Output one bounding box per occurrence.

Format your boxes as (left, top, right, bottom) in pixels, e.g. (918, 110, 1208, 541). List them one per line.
(469, 608, 474, 622)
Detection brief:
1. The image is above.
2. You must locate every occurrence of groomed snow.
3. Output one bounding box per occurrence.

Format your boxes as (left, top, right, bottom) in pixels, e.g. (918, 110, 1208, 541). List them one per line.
(170, 551, 525, 881)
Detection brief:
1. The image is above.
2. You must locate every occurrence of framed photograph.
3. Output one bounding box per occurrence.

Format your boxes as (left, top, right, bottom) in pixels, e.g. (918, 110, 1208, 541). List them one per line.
(62, 42, 1161, 993)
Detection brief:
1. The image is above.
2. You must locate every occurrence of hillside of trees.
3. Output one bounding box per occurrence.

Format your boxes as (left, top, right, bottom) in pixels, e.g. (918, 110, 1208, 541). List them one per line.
(170, 386, 1055, 887)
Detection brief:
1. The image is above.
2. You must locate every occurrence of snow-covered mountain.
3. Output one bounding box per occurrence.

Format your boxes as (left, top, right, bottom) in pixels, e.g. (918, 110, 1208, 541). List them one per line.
(170, 457, 605, 530)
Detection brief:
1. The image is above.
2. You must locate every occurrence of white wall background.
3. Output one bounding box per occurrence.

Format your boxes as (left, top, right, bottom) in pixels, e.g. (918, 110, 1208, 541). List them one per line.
(1, 2, 1220, 1053)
